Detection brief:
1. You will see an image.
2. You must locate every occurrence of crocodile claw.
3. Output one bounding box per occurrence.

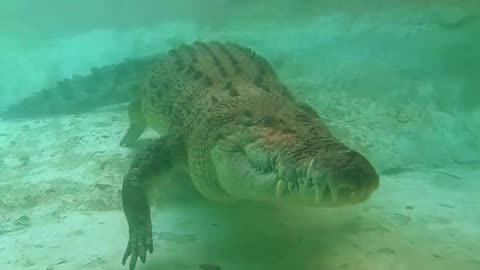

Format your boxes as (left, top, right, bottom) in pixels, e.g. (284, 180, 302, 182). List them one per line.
(121, 215, 153, 269)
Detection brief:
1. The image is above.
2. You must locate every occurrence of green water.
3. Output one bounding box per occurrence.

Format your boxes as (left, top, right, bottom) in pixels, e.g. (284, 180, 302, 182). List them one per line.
(0, 1, 479, 270)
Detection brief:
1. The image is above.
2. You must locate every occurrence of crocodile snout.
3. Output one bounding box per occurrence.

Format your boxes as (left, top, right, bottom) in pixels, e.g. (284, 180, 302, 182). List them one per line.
(272, 146, 379, 207)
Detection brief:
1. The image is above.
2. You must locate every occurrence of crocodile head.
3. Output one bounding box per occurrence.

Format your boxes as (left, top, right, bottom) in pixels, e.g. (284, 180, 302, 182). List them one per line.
(210, 93, 379, 207)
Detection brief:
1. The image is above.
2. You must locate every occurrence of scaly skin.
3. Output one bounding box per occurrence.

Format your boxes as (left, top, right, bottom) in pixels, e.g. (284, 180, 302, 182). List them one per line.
(119, 41, 379, 269)
(0, 41, 379, 270)
(1, 56, 158, 119)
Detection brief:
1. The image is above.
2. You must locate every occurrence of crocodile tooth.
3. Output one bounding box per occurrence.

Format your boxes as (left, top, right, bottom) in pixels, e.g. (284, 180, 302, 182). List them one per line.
(299, 178, 308, 193)
(307, 158, 315, 180)
(278, 159, 286, 178)
(276, 180, 287, 198)
(273, 155, 279, 167)
(288, 181, 295, 192)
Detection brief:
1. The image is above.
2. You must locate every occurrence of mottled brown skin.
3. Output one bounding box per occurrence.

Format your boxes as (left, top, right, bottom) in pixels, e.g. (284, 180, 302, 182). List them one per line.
(119, 41, 379, 269)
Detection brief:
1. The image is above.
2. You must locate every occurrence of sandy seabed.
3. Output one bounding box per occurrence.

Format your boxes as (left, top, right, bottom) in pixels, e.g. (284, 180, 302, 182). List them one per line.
(0, 105, 479, 270)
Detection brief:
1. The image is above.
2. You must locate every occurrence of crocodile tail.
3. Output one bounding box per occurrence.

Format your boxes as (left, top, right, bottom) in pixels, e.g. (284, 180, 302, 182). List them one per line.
(0, 54, 160, 120)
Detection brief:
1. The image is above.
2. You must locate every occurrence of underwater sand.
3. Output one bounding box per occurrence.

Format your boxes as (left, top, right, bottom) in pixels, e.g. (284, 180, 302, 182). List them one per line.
(1, 107, 479, 270)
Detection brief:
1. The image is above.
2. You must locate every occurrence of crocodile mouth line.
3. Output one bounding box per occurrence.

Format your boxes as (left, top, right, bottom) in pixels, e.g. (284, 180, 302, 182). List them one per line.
(249, 156, 367, 205)
(248, 155, 332, 204)
(273, 158, 332, 204)
(273, 178, 334, 204)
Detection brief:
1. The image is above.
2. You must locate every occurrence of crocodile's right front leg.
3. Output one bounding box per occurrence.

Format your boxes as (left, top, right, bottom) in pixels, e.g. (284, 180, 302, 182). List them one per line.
(120, 99, 146, 147)
(121, 135, 183, 270)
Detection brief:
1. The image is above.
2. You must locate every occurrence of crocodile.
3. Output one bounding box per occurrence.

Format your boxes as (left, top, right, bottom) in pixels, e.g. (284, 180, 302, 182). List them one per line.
(1, 41, 380, 269)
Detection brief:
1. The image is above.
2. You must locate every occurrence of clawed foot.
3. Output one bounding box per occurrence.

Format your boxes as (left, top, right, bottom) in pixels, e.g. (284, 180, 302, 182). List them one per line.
(121, 217, 153, 269)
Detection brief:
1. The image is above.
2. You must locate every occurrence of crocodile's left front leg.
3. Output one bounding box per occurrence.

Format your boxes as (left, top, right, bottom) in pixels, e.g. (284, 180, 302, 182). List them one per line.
(121, 135, 184, 270)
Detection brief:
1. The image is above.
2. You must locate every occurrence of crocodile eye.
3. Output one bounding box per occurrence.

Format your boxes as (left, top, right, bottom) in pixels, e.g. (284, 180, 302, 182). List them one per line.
(260, 115, 275, 127)
(239, 110, 254, 126)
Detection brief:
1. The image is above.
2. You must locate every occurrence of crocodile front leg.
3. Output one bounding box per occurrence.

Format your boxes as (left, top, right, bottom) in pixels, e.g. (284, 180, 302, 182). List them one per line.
(120, 99, 146, 147)
(121, 135, 183, 270)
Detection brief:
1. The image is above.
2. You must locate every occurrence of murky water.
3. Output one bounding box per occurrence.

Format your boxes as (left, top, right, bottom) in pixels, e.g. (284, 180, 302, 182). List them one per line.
(1, 1, 479, 270)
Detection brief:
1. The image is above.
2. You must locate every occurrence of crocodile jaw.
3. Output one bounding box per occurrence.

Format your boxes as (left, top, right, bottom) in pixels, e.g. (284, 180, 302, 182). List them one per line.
(211, 146, 280, 204)
(209, 146, 338, 206)
(210, 143, 379, 207)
